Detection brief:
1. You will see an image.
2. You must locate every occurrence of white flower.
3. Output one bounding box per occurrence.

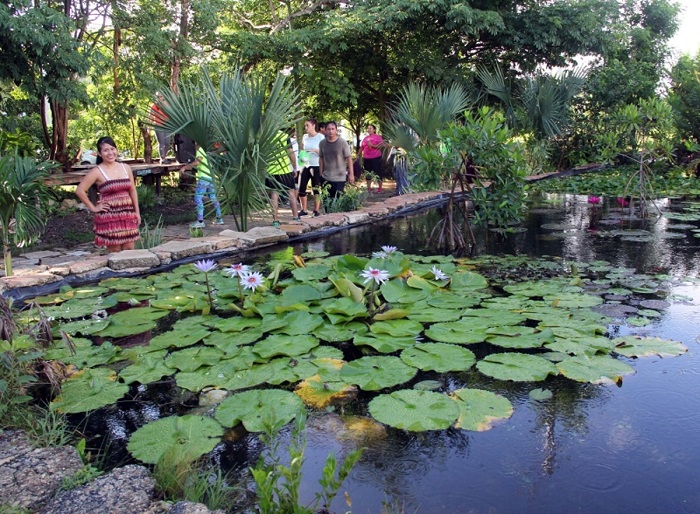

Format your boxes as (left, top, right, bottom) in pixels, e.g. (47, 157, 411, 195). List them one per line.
(225, 263, 250, 278)
(381, 245, 398, 254)
(372, 251, 388, 259)
(240, 271, 265, 291)
(431, 266, 449, 281)
(360, 267, 390, 285)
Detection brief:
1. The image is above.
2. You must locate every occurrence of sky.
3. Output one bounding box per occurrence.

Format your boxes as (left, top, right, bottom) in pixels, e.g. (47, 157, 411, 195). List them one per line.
(670, 0, 700, 56)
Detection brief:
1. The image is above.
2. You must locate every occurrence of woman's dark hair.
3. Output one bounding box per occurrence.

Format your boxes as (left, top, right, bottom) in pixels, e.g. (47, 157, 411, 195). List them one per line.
(95, 136, 118, 165)
(306, 118, 318, 131)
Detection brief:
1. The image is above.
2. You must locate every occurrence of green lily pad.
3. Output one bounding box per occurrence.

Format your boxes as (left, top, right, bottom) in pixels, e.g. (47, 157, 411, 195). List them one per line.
(45, 338, 120, 368)
(119, 352, 173, 385)
(424, 319, 490, 344)
(543, 292, 603, 309)
(43, 297, 111, 320)
(556, 354, 636, 384)
(222, 363, 276, 391)
(368, 390, 459, 431)
(94, 307, 170, 338)
(400, 343, 476, 373)
(320, 297, 369, 323)
(214, 317, 262, 332)
(450, 271, 489, 292)
(369, 319, 423, 337)
(294, 375, 357, 408)
(380, 279, 430, 303)
(476, 353, 558, 382)
(253, 334, 320, 360)
(164, 346, 225, 372)
(544, 335, 615, 356)
(340, 356, 417, 391)
(268, 311, 325, 336)
(149, 326, 210, 350)
(127, 415, 223, 464)
(281, 284, 323, 303)
(450, 388, 514, 431)
(404, 302, 464, 323)
(529, 388, 553, 401)
(315, 321, 368, 343)
(612, 336, 688, 358)
(204, 329, 263, 354)
(353, 334, 416, 354)
(214, 389, 305, 432)
(51, 368, 130, 413)
(56, 318, 110, 336)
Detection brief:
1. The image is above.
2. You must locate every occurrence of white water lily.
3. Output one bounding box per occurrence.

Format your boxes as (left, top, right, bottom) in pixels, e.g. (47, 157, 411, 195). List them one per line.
(381, 245, 398, 254)
(360, 267, 390, 285)
(431, 266, 449, 281)
(240, 271, 265, 291)
(225, 263, 250, 278)
(194, 259, 217, 273)
(372, 251, 388, 259)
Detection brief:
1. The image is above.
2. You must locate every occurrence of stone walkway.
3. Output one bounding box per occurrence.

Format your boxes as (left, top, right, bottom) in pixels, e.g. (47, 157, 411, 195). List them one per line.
(0, 185, 447, 298)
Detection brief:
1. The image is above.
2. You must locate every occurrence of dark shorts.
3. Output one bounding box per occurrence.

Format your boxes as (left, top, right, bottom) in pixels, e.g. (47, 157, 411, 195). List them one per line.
(363, 156, 387, 178)
(299, 166, 321, 197)
(266, 171, 296, 191)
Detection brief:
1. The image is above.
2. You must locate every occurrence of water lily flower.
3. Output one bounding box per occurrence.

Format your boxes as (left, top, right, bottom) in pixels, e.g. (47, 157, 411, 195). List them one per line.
(360, 267, 390, 285)
(225, 263, 250, 278)
(587, 196, 601, 204)
(381, 245, 398, 254)
(372, 251, 387, 259)
(194, 259, 217, 273)
(431, 266, 448, 281)
(240, 271, 265, 291)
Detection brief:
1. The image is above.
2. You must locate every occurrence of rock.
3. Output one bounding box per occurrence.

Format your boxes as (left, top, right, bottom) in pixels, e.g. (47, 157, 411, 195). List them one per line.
(61, 198, 81, 210)
(149, 241, 215, 261)
(40, 464, 156, 514)
(0, 431, 83, 512)
(167, 501, 226, 514)
(107, 249, 161, 270)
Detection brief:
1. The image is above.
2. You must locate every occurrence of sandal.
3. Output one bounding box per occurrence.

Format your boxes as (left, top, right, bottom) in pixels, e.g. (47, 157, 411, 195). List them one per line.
(272, 220, 280, 227)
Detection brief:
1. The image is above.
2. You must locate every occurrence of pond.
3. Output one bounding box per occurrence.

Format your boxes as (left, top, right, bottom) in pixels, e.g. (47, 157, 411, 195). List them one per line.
(39, 193, 700, 513)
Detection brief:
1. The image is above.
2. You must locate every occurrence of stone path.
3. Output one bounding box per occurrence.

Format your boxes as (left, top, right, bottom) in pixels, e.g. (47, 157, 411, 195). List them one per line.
(1, 185, 447, 298)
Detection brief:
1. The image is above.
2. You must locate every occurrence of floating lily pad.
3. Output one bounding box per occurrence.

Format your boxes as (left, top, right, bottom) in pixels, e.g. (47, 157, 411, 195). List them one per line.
(368, 390, 459, 431)
(94, 307, 170, 338)
(413, 380, 443, 391)
(164, 346, 224, 372)
(638, 299, 670, 310)
(612, 336, 687, 358)
(380, 279, 430, 303)
(625, 316, 651, 327)
(529, 388, 553, 401)
(450, 388, 514, 431)
(127, 415, 223, 464)
(292, 263, 332, 282)
(544, 335, 615, 356)
(253, 334, 320, 360)
(340, 356, 417, 391)
(321, 297, 369, 323)
(353, 334, 416, 353)
(556, 354, 635, 384)
(369, 319, 423, 337)
(214, 317, 261, 332)
(119, 352, 172, 385)
(424, 318, 490, 344)
(51, 368, 130, 413)
(400, 343, 475, 373)
(315, 321, 368, 342)
(450, 271, 489, 292)
(476, 353, 558, 382)
(214, 389, 305, 432)
(295, 375, 357, 408)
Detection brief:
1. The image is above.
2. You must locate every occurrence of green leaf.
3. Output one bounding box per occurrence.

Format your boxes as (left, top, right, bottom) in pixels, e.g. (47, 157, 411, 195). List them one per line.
(556, 354, 636, 384)
(368, 390, 460, 431)
(214, 389, 305, 432)
(127, 415, 223, 464)
(340, 356, 417, 391)
(353, 334, 416, 353)
(451, 388, 514, 431)
(164, 346, 225, 372)
(369, 319, 423, 337)
(612, 336, 688, 358)
(253, 334, 320, 360)
(95, 307, 170, 338)
(450, 271, 488, 291)
(119, 352, 172, 385)
(294, 375, 357, 408)
(400, 343, 476, 372)
(476, 352, 558, 382)
(51, 369, 129, 413)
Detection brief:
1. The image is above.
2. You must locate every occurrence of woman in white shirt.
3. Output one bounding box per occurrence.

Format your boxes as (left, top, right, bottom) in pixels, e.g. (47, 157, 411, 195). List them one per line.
(298, 118, 325, 217)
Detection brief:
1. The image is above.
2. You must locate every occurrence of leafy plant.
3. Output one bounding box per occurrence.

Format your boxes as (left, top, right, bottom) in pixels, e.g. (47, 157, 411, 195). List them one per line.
(136, 215, 164, 249)
(136, 184, 158, 210)
(322, 183, 366, 213)
(251, 414, 363, 514)
(0, 153, 55, 276)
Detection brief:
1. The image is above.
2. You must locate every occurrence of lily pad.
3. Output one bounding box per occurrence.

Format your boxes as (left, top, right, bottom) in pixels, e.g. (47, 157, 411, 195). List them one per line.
(556, 354, 635, 384)
(369, 319, 424, 338)
(315, 321, 368, 342)
(368, 390, 460, 431)
(529, 388, 553, 401)
(253, 334, 320, 360)
(450, 388, 514, 431)
(424, 319, 490, 344)
(399, 343, 476, 373)
(612, 336, 687, 358)
(95, 307, 170, 338)
(164, 346, 224, 372)
(119, 352, 172, 385)
(353, 334, 416, 354)
(51, 368, 130, 413)
(295, 375, 357, 408)
(340, 356, 417, 391)
(127, 415, 223, 464)
(476, 353, 558, 382)
(214, 389, 305, 432)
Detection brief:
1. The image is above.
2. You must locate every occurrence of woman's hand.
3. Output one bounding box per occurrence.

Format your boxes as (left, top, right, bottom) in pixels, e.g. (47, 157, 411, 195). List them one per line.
(93, 202, 110, 213)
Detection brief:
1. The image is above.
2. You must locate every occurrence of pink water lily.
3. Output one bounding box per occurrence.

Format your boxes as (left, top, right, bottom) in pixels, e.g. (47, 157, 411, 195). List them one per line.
(360, 267, 390, 285)
(587, 196, 601, 204)
(240, 271, 265, 291)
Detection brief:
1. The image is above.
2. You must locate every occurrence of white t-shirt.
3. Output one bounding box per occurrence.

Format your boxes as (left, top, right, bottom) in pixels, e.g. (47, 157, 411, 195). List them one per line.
(302, 133, 324, 167)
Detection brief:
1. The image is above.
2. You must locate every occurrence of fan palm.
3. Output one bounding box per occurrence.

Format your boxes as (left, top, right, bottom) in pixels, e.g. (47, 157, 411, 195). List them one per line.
(157, 68, 302, 231)
(0, 154, 54, 276)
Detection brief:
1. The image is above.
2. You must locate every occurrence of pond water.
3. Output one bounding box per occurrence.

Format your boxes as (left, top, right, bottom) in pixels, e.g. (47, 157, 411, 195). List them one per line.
(63, 194, 700, 513)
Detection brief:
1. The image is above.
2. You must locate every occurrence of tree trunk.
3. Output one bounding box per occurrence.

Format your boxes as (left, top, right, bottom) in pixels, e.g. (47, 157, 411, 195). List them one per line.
(140, 121, 153, 163)
(50, 100, 69, 170)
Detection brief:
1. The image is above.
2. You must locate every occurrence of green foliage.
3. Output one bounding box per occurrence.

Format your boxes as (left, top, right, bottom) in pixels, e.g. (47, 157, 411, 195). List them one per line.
(322, 184, 366, 213)
(0, 154, 55, 275)
(668, 52, 700, 144)
(251, 415, 363, 514)
(157, 68, 301, 231)
(136, 215, 164, 250)
(136, 185, 158, 210)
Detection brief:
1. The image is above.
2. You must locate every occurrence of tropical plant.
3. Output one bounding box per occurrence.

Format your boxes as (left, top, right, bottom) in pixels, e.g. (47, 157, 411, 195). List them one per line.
(668, 52, 700, 146)
(136, 215, 164, 250)
(157, 68, 302, 231)
(0, 153, 55, 276)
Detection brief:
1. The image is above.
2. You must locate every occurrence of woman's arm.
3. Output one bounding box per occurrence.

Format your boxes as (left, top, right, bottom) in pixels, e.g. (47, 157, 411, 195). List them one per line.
(75, 169, 106, 213)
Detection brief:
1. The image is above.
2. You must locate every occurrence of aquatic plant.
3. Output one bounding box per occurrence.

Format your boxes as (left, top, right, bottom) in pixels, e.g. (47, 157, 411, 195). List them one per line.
(193, 259, 217, 313)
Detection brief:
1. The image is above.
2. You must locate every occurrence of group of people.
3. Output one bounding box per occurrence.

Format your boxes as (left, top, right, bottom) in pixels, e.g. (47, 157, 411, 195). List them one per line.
(75, 110, 390, 253)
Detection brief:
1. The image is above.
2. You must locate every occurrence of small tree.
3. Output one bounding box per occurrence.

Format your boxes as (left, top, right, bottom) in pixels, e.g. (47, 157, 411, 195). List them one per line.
(0, 154, 54, 277)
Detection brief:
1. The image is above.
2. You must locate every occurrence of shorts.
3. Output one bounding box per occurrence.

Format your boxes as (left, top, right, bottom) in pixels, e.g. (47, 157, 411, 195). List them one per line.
(266, 171, 296, 191)
(363, 156, 385, 178)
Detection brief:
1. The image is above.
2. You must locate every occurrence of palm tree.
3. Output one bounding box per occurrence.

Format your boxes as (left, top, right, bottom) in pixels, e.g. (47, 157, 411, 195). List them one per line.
(0, 154, 54, 276)
(157, 68, 302, 231)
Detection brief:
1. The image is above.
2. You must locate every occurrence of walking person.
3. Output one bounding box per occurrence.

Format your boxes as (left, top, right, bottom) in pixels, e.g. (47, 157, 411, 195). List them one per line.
(266, 131, 300, 226)
(188, 146, 224, 228)
(319, 121, 355, 199)
(298, 118, 324, 217)
(358, 124, 386, 193)
(76, 136, 141, 253)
